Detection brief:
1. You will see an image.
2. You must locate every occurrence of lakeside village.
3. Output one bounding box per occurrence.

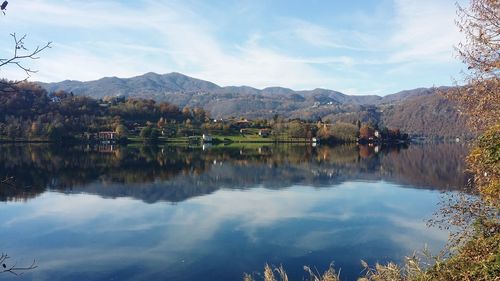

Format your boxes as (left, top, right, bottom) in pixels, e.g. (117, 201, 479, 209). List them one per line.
(86, 117, 409, 146)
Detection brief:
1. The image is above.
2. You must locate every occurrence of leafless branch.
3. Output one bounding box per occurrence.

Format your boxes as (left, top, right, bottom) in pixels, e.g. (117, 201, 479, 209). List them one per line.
(0, 33, 52, 82)
(0, 253, 37, 276)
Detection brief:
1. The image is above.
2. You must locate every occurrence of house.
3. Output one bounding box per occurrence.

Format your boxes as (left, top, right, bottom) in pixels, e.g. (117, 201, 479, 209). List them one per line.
(84, 131, 117, 144)
(258, 129, 271, 137)
(50, 96, 61, 103)
(98, 131, 116, 140)
(234, 119, 251, 128)
(202, 134, 213, 143)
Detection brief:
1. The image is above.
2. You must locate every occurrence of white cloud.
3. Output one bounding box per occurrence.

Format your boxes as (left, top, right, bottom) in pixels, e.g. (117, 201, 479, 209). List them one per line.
(1, 182, 450, 279)
(0, 0, 465, 94)
(387, 0, 464, 64)
(283, 19, 372, 51)
(1, 1, 343, 89)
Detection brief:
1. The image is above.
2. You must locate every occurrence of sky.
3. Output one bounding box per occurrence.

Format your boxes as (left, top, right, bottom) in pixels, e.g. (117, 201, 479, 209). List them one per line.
(0, 0, 468, 95)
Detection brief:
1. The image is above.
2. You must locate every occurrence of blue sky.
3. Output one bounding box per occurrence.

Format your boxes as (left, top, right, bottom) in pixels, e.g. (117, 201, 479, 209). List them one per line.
(0, 0, 467, 95)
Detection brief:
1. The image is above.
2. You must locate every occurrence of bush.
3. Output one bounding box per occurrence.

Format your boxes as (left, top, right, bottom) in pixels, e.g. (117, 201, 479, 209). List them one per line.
(140, 126, 159, 142)
(317, 122, 358, 143)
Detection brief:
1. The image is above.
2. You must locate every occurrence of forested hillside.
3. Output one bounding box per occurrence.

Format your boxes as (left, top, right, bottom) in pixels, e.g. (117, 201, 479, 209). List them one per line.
(38, 72, 472, 138)
(0, 82, 186, 141)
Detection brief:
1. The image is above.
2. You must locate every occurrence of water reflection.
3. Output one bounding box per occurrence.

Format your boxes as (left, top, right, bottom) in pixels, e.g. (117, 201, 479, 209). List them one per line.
(0, 143, 469, 203)
(0, 143, 469, 281)
(2, 185, 451, 281)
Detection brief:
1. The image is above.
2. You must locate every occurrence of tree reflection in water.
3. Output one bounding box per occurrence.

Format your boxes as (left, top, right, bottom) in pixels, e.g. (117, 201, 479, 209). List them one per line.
(0, 143, 470, 203)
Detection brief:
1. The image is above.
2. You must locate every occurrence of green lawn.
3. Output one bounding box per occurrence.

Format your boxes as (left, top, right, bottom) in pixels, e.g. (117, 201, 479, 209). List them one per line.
(127, 135, 190, 143)
(214, 133, 313, 143)
(125, 132, 314, 145)
(214, 134, 273, 143)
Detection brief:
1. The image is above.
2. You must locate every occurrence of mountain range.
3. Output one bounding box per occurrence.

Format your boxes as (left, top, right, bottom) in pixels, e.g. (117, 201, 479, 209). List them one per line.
(39, 72, 472, 138)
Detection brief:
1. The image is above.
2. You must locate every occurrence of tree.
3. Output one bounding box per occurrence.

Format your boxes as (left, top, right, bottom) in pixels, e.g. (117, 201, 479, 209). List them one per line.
(426, 2, 500, 279)
(30, 121, 41, 137)
(140, 126, 159, 143)
(192, 107, 207, 124)
(316, 124, 330, 139)
(115, 124, 128, 137)
(140, 126, 152, 140)
(157, 117, 165, 128)
(359, 125, 375, 140)
(47, 123, 66, 142)
(150, 128, 160, 142)
(452, 0, 499, 203)
(450, 0, 499, 131)
(182, 107, 191, 120)
(330, 122, 358, 142)
(271, 118, 285, 142)
(272, 114, 279, 124)
(288, 120, 306, 140)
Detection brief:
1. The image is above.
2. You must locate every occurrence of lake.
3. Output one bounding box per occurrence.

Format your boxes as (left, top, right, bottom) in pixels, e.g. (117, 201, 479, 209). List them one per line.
(0, 143, 469, 280)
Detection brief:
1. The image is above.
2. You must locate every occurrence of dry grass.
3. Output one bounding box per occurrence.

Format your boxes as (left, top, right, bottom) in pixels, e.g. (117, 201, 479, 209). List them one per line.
(244, 263, 339, 281)
(303, 264, 340, 281)
(244, 229, 499, 281)
(358, 255, 432, 281)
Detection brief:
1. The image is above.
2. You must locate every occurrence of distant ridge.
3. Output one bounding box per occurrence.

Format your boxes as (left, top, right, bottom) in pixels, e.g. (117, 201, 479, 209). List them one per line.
(40, 72, 375, 103)
(38, 72, 471, 138)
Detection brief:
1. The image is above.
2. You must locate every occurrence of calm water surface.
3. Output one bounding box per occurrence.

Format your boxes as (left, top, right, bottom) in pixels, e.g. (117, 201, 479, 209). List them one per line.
(0, 144, 468, 280)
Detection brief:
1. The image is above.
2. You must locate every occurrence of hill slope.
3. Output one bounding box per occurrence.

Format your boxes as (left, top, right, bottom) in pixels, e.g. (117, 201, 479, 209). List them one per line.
(39, 72, 471, 138)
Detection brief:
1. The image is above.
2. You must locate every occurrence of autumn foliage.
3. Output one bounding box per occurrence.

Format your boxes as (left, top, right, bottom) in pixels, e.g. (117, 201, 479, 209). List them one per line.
(358, 125, 375, 140)
(450, 0, 500, 131)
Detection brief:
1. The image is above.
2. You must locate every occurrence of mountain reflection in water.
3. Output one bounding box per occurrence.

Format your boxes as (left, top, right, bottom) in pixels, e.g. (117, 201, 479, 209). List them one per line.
(0, 143, 472, 281)
(0, 143, 469, 203)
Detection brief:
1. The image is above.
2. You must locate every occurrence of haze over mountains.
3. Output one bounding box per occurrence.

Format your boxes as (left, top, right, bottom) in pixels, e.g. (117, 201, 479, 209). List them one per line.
(40, 72, 471, 138)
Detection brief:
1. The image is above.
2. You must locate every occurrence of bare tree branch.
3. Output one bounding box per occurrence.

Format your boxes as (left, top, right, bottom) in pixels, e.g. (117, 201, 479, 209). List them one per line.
(0, 33, 52, 82)
(0, 253, 37, 276)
